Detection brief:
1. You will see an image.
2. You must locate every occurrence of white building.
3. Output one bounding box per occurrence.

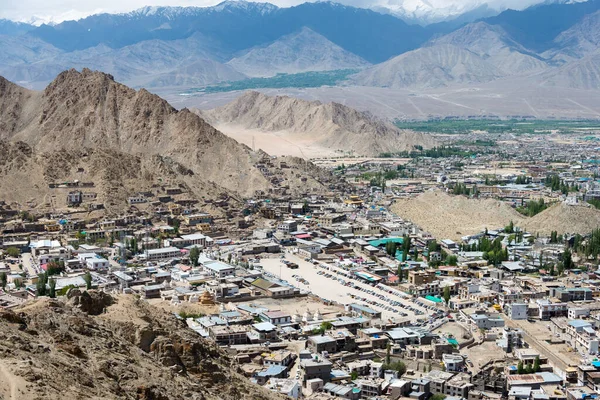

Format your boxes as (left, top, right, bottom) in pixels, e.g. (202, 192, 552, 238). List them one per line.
(277, 220, 297, 233)
(442, 354, 465, 372)
(77, 253, 109, 271)
(203, 261, 235, 279)
(267, 378, 300, 399)
(566, 320, 599, 355)
(144, 247, 181, 261)
(506, 303, 528, 320)
(569, 307, 591, 320)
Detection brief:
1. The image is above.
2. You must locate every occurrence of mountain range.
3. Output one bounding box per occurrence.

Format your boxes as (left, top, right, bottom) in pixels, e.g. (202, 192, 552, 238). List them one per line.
(0, 69, 340, 207)
(2, 0, 600, 111)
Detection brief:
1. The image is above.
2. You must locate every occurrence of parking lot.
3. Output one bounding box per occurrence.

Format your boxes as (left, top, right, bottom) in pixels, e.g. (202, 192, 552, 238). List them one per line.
(260, 253, 438, 322)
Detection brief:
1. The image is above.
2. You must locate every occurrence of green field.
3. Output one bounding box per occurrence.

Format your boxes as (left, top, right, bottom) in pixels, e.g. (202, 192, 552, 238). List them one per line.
(183, 69, 358, 95)
(394, 119, 600, 135)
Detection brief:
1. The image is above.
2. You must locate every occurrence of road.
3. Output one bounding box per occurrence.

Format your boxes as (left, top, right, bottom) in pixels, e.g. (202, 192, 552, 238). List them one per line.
(505, 319, 569, 373)
(21, 253, 38, 278)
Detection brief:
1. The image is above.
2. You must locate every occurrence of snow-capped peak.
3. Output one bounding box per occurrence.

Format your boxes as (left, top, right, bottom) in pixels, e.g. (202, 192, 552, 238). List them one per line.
(211, 0, 279, 14)
(372, 0, 586, 25)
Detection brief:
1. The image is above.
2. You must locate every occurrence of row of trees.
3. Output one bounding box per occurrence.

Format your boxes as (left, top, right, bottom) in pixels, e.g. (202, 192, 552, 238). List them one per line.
(452, 183, 478, 197)
(516, 199, 549, 217)
(36, 271, 92, 298)
(545, 174, 578, 195)
(517, 356, 541, 374)
(515, 175, 532, 185)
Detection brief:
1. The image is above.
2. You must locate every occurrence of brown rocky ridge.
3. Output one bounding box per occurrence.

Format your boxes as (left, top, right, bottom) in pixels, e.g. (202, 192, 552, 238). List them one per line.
(0, 289, 283, 400)
(0, 69, 339, 209)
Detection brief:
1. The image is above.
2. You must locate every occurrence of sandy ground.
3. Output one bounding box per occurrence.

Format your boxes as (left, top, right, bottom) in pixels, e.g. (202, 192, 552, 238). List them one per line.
(507, 319, 582, 368)
(433, 321, 471, 343)
(159, 83, 600, 121)
(260, 252, 427, 322)
(461, 341, 509, 369)
(213, 123, 340, 158)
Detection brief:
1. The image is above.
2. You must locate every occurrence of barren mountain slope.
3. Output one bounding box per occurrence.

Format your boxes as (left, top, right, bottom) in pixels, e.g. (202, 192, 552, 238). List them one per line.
(522, 202, 600, 235)
(200, 91, 435, 156)
(392, 190, 523, 241)
(143, 59, 246, 88)
(550, 10, 600, 62)
(540, 49, 600, 89)
(0, 290, 282, 400)
(350, 44, 504, 89)
(0, 70, 335, 206)
(430, 22, 549, 76)
(226, 27, 370, 77)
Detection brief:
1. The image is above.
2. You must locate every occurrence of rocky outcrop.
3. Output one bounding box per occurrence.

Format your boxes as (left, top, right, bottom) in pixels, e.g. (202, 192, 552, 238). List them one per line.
(0, 294, 282, 400)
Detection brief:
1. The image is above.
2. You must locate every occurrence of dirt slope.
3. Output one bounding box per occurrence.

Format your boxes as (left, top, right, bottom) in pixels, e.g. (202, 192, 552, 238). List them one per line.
(200, 91, 436, 156)
(392, 190, 523, 240)
(0, 290, 281, 400)
(522, 202, 600, 235)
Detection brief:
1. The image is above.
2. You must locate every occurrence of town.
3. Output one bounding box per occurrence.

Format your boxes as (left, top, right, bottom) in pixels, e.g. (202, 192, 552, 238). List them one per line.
(3, 131, 600, 400)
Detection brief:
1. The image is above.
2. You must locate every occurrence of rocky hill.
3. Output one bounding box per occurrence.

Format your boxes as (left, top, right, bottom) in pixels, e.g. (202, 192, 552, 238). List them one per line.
(522, 202, 600, 235)
(199, 91, 436, 156)
(0, 70, 336, 208)
(0, 290, 282, 400)
(392, 190, 524, 240)
(227, 27, 370, 77)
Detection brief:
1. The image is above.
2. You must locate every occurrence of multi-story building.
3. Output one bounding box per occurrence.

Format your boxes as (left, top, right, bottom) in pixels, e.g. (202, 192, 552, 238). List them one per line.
(566, 320, 599, 355)
(551, 287, 593, 302)
(537, 299, 568, 320)
(300, 358, 333, 384)
(470, 312, 505, 330)
(506, 303, 528, 320)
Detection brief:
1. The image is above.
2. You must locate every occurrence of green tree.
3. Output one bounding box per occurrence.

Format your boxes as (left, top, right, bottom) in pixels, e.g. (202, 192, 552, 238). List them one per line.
(385, 342, 391, 366)
(49, 278, 56, 298)
(562, 248, 574, 270)
(0, 272, 6, 289)
(320, 321, 333, 333)
(430, 395, 446, 400)
(350, 371, 358, 380)
(517, 361, 524, 374)
(402, 235, 411, 262)
(83, 271, 92, 290)
(446, 255, 458, 266)
(5, 247, 20, 258)
(383, 361, 407, 376)
(525, 364, 533, 374)
(189, 247, 200, 266)
(533, 355, 541, 372)
(443, 286, 451, 305)
(46, 261, 65, 276)
(36, 272, 48, 296)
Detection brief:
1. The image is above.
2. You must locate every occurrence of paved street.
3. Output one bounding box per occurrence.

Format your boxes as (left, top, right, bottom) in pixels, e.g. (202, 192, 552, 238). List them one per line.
(21, 253, 39, 278)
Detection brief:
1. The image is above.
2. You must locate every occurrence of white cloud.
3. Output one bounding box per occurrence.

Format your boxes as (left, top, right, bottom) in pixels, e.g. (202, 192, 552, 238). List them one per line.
(0, 0, 553, 24)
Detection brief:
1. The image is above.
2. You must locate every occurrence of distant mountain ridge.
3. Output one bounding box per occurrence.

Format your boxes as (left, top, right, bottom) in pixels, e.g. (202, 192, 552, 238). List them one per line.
(227, 27, 370, 77)
(2, 0, 600, 93)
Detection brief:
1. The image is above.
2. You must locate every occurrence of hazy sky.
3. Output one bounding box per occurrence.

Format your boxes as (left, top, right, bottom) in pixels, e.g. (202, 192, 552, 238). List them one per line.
(0, 0, 551, 24)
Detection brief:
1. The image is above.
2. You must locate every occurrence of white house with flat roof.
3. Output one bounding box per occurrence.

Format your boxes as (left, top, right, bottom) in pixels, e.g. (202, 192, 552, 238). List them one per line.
(203, 260, 235, 279)
(144, 247, 181, 261)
